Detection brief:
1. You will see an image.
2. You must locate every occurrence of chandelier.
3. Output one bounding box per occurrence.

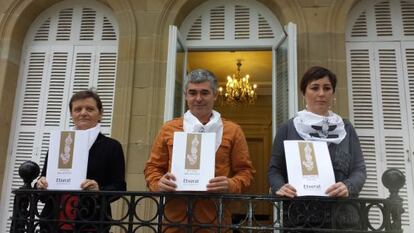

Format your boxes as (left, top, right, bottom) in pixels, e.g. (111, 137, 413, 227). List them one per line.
(218, 60, 257, 105)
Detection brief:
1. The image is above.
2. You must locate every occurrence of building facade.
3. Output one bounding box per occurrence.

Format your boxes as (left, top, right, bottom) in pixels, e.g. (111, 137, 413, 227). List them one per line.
(0, 0, 413, 231)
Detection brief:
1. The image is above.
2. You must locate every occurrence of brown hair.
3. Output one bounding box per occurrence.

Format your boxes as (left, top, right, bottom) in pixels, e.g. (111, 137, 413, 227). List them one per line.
(300, 66, 337, 95)
(69, 89, 103, 114)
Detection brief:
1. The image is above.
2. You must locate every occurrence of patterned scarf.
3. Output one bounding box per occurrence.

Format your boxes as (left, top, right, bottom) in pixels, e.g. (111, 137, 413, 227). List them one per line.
(293, 110, 346, 144)
(183, 110, 223, 152)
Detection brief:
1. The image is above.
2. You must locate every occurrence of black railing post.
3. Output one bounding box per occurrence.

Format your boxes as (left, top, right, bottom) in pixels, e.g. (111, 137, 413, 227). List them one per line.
(10, 160, 40, 233)
(382, 168, 405, 232)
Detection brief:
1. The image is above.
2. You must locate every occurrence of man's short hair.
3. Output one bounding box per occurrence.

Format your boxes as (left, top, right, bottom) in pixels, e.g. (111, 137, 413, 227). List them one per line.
(184, 69, 218, 94)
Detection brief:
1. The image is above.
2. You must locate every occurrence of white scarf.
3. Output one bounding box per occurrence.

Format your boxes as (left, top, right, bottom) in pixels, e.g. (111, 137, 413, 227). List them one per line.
(293, 110, 346, 144)
(183, 110, 223, 152)
(70, 124, 101, 150)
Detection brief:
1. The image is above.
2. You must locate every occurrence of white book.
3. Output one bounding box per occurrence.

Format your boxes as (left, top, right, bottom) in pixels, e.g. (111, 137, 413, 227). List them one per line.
(171, 132, 216, 191)
(283, 140, 335, 196)
(46, 130, 89, 190)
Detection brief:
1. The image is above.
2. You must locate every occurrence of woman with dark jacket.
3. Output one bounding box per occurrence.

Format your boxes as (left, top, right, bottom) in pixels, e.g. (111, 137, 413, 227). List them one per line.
(268, 66, 366, 232)
(36, 90, 126, 233)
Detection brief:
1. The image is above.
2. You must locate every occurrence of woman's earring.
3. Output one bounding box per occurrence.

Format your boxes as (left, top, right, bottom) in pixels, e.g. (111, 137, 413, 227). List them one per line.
(302, 97, 306, 110)
(331, 97, 337, 109)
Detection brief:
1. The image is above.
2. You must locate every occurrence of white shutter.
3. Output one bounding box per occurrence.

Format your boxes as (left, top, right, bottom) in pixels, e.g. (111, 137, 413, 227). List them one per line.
(164, 26, 188, 122)
(272, 22, 296, 137)
(4, 47, 50, 228)
(94, 47, 118, 135)
(347, 41, 413, 229)
(258, 14, 274, 39)
(351, 11, 368, 38)
(180, 0, 284, 49)
(374, 44, 411, 225)
(79, 8, 96, 41)
(101, 17, 117, 41)
(71, 47, 94, 94)
(274, 38, 288, 129)
(34, 17, 51, 41)
(400, 41, 414, 226)
(234, 5, 250, 40)
(347, 1, 414, 231)
(401, 0, 414, 36)
(56, 8, 74, 41)
(209, 5, 225, 40)
(186, 16, 202, 41)
(0, 1, 119, 232)
(65, 45, 117, 134)
(374, 1, 393, 37)
(44, 48, 73, 127)
(347, 0, 408, 42)
(347, 43, 383, 225)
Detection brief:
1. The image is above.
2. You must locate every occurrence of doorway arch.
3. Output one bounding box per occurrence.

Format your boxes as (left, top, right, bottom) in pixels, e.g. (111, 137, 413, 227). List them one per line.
(164, 0, 297, 221)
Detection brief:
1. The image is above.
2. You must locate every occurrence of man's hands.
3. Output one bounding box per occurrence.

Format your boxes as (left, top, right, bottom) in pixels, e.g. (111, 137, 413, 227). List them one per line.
(157, 174, 230, 193)
(157, 173, 177, 191)
(36, 176, 100, 191)
(206, 176, 229, 193)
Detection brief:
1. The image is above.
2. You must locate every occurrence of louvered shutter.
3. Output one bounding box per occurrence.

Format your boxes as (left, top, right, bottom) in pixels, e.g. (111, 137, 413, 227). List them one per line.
(272, 22, 297, 138)
(400, 41, 414, 226)
(164, 26, 188, 122)
(347, 1, 414, 230)
(180, 0, 284, 49)
(347, 45, 380, 201)
(401, 1, 414, 36)
(275, 40, 289, 129)
(347, 42, 413, 228)
(347, 44, 382, 226)
(3, 46, 69, 230)
(1, 1, 118, 232)
(66, 46, 117, 135)
(374, 44, 411, 226)
(94, 47, 118, 135)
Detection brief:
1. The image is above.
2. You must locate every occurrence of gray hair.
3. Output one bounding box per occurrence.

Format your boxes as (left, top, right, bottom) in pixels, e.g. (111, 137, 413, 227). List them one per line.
(184, 69, 218, 94)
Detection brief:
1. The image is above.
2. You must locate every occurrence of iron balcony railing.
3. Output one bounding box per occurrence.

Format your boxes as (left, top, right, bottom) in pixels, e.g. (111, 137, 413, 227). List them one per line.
(10, 161, 405, 233)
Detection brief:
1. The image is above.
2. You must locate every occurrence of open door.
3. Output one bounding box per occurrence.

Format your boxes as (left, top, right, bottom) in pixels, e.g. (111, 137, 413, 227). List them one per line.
(164, 25, 188, 122)
(272, 22, 297, 232)
(272, 22, 298, 138)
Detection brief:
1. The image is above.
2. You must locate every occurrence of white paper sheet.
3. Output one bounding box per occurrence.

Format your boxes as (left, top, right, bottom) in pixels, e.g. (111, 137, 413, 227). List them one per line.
(46, 130, 89, 190)
(171, 132, 216, 191)
(284, 140, 335, 196)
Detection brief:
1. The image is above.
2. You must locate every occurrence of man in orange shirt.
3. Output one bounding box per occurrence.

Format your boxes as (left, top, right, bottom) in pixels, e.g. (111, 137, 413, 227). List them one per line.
(144, 69, 255, 233)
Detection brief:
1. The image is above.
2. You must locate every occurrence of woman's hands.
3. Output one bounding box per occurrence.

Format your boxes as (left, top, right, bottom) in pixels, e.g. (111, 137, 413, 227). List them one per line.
(276, 184, 297, 198)
(325, 182, 349, 197)
(36, 176, 48, 189)
(276, 182, 349, 198)
(80, 179, 100, 191)
(36, 176, 99, 191)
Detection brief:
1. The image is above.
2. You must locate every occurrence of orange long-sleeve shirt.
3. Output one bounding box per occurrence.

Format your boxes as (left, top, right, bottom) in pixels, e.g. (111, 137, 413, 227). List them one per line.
(144, 117, 255, 232)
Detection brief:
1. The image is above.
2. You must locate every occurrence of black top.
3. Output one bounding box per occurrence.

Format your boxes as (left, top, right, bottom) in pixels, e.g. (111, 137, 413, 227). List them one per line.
(39, 133, 126, 232)
(41, 133, 126, 192)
